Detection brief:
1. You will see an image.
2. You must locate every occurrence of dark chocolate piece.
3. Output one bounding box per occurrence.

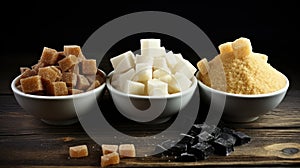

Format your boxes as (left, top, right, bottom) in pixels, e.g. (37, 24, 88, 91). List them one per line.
(216, 132, 237, 145)
(212, 138, 234, 156)
(189, 142, 215, 160)
(196, 131, 214, 142)
(232, 131, 251, 146)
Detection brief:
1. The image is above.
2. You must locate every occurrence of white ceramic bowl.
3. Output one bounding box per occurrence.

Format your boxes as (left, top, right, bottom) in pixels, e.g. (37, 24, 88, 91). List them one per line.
(197, 72, 289, 122)
(106, 71, 198, 124)
(11, 70, 106, 125)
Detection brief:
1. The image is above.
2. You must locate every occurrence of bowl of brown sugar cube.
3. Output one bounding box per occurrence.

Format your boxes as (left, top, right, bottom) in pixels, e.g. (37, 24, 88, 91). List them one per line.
(11, 45, 106, 125)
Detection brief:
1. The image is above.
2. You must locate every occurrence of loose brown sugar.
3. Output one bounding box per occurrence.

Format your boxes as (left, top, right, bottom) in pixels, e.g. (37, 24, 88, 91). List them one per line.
(197, 37, 286, 94)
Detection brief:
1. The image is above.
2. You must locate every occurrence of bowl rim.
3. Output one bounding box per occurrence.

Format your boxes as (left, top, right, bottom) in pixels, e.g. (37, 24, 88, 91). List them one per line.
(196, 71, 289, 98)
(106, 71, 198, 99)
(11, 69, 106, 100)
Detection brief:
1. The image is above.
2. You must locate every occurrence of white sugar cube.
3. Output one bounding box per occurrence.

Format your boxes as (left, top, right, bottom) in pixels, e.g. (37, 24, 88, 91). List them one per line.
(133, 65, 152, 82)
(174, 72, 192, 91)
(174, 53, 183, 60)
(135, 55, 153, 66)
(114, 51, 135, 73)
(153, 69, 170, 79)
(153, 57, 170, 73)
(140, 39, 161, 49)
(158, 74, 172, 83)
(165, 51, 178, 69)
(173, 59, 196, 80)
(141, 47, 166, 57)
(124, 80, 145, 95)
(147, 79, 168, 96)
(118, 68, 136, 91)
(110, 51, 135, 69)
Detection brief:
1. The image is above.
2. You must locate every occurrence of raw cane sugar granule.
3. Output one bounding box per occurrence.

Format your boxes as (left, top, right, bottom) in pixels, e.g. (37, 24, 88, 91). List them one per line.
(197, 37, 286, 94)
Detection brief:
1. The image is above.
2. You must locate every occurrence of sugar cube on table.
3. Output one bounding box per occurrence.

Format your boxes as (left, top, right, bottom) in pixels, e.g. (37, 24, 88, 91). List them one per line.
(100, 152, 120, 167)
(119, 144, 136, 158)
(101, 144, 118, 155)
(69, 144, 88, 158)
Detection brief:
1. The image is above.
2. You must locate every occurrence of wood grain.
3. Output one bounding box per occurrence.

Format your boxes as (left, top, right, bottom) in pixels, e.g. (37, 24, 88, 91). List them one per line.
(0, 90, 299, 167)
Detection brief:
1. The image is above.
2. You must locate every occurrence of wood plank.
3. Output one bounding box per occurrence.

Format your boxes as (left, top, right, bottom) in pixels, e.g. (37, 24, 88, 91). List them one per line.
(0, 129, 299, 166)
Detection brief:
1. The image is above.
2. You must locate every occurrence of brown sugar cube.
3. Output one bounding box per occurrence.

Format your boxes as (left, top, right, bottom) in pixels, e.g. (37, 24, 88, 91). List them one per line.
(40, 47, 58, 65)
(87, 80, 101, 91)
(38, 66, 61, 82)
(218, 42, 233, 54)
(32, 61, 46, 72)
(69, 145, 88, 158)
(85, 75, 97, 83)
(101, 144, 118, 155)
(68, 64, 80, 74)
(119, 144, 136, 158)
(50, 66, 62, 80)
(48, 82, 68, 96)
(62, 72, 77, 87)
(197, 58, 209, 75)
(100, 152, 120, 167)
(232, 37, 252, 58)
(68, 88, 83, 95)
(17, 69, 37, 85)
(56, 51, 66, 62)
(58, 55, 78, 72)
(64, 45, 82, 57)
(20, 75, 44, 94)
(76, 74, 90, 90)
(81, 59, 97, 75)
(20, 69, 37, 79)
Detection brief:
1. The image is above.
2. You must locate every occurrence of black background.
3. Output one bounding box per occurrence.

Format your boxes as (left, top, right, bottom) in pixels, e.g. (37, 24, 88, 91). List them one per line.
(1, 1, 299, 92)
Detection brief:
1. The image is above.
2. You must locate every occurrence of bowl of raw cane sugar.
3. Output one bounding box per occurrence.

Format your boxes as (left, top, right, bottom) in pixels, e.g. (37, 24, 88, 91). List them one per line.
(106, 39, 198, 124)
(11, 45, 106, 125)
(196, 37, 289, 122)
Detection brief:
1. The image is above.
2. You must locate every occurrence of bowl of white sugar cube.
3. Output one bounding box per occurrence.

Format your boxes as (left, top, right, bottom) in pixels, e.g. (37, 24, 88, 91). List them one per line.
(106, 39, 198, 124)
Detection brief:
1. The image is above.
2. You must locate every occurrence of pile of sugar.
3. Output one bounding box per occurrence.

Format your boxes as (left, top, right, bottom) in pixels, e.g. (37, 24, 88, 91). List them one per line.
(197, 37, 286, 94)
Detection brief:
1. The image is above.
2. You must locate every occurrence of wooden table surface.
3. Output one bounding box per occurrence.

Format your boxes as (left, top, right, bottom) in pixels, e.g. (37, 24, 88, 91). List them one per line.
(1, 84, 300, 167)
